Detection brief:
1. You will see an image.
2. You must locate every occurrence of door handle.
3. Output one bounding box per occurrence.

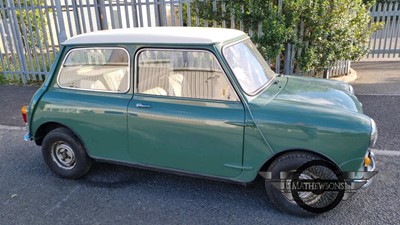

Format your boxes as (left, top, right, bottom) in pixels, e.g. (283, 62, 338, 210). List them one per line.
(136, 103, 151, 108)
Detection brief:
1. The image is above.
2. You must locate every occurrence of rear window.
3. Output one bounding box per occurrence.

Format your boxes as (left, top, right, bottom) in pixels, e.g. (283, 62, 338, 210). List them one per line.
(57, 48, 130, 93)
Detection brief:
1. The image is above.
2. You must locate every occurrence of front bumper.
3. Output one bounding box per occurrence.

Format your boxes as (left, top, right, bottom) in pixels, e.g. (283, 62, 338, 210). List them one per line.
(353, 150, 376, 189)
(361, 150, 376, 188)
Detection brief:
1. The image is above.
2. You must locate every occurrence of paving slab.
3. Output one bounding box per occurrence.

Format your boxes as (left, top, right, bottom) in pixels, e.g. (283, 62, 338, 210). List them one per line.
(351, 61, 400, 95)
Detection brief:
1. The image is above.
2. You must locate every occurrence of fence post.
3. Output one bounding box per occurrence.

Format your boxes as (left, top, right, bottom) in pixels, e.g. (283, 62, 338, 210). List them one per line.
(71, 0, 82, 34)
(323, 69, 329, 79)
(154, 0, 163, 26)
(283, 43, 291, 75)
(346, 61, 351, 75)
(275, 0, 283, 74)
(7, 0, 28, 84)
(55, 1, 67, 43)
(98, 0, 108, 29)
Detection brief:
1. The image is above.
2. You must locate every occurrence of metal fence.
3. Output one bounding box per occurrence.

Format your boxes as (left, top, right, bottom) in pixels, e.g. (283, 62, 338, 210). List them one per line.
(4, 0, 196, 83)
(0, 0, 394, 84)
(367, 1, 400, 58)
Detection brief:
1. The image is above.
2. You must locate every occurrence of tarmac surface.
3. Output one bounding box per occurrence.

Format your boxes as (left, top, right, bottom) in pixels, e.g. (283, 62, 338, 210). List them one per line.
(351, 61, 400, 151)
(0, 85, 38, 126)
(0, 60, 399, 224)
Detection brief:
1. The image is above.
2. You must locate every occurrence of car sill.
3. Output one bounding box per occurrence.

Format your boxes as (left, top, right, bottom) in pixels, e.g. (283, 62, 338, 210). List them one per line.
(93, 157, 252, 186)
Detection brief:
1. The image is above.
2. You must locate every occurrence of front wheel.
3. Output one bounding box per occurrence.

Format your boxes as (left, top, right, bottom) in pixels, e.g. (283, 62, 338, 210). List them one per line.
(264, 152, 344, 217)
(42, 127, 93, 179)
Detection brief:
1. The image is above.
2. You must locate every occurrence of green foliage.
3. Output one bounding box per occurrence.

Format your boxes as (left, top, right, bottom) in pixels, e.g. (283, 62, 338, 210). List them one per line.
(1, 0, 49, 84)
(0, 73, 6, 84)
(0, 52, 53, 85)
(288, 0, 382, 72)
(1, 0, 47, 52)
(193, 0, 383, 74)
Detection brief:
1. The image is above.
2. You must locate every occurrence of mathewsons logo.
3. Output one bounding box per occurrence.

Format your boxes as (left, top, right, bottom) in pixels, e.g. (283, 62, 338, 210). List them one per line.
(261, 160, 378, 213)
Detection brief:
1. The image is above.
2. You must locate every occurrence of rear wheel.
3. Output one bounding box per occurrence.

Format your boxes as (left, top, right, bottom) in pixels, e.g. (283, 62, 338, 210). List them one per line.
(265, 152, 343, 217)
(42, 127, 93, 179)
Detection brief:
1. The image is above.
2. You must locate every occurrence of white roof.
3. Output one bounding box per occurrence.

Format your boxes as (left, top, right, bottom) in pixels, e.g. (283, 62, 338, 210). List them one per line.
(62, 27, 247, 45)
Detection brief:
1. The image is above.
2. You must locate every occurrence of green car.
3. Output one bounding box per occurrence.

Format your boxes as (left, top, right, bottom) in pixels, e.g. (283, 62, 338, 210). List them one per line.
(23, 27, 377, 216)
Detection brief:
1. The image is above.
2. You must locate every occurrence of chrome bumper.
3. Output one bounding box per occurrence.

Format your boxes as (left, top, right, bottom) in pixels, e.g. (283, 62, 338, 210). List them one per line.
(361, 150, 376, 189)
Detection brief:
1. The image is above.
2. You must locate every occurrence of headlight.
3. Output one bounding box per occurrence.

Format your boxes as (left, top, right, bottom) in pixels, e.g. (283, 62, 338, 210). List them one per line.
(370, 119, 378, 148)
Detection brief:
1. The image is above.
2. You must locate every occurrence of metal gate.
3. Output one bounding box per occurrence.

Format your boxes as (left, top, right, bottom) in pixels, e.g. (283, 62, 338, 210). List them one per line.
(367, 1, 400, 59)
(1, 0, 196, 83)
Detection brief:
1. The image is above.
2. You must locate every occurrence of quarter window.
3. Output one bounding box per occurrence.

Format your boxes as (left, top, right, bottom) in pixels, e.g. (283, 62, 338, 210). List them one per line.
(136, 49, 238, 101)
(58, 48, 129, 92)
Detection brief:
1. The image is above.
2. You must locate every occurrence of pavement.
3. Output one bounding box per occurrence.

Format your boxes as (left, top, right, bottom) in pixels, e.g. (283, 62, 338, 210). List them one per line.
(0, 60, 400, 224)
(0, 85, 38, 126)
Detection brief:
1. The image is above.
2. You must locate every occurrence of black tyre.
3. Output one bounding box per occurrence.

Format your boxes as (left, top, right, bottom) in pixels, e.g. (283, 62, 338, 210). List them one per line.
(42, 127, 93, 179)
(265, 152, 343, 217)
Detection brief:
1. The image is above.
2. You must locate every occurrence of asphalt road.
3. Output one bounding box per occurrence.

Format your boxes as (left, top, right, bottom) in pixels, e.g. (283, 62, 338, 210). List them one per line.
(0, 85, 38, 127)
(1, 60, 400, 224)
(351, 61, 400, 151)
(0, 127, 399, 225)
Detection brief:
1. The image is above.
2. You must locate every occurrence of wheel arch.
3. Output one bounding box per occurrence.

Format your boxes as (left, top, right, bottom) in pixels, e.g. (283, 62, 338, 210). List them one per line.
(34, 122, 81, 147)
(258, 149, 340, 173)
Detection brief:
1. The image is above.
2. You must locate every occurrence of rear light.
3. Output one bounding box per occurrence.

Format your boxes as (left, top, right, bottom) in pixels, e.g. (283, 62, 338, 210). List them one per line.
(21, 106, 28, 124)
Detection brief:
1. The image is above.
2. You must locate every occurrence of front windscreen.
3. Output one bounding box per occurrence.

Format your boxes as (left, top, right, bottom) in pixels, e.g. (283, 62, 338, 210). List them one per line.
(223, 39, 275, 95)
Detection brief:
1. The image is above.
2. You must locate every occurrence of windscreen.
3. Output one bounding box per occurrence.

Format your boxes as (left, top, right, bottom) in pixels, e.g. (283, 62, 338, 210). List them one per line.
(223, 39, 275, 95)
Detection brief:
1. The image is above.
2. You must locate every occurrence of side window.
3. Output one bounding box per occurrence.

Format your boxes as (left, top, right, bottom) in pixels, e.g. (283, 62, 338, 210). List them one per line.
(58, 48, 129, 92)
(136, 49, 238, 101)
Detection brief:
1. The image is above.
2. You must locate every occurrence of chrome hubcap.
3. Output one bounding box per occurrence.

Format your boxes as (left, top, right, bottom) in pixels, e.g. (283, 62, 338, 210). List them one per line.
(51, 142, 76, 170)
(298, 172, 321, 204)
(294, 165, 339, 207)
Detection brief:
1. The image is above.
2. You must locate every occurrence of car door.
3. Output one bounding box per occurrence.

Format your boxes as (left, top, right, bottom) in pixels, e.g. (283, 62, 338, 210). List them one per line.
(127, 48, 245, 178)
(46, 47, 132, 161)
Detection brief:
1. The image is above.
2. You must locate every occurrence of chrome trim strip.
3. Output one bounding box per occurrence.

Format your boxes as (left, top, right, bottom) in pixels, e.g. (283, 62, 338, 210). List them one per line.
(224, 164, 253, 170)
(370, 119, 378, 148)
